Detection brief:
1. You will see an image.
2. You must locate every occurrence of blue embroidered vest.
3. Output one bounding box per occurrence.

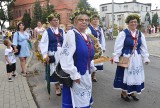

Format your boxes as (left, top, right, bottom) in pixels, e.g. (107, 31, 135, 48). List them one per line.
(122, 29, 142, 55)
(47, 28, 63, 52)
(74, 31, 95, 75)
(89, 25, 102, 44)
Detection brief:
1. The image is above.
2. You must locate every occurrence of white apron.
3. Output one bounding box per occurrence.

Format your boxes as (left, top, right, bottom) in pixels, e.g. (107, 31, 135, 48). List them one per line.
(123, 51, 145, 86)
(70, 70, 92, 108)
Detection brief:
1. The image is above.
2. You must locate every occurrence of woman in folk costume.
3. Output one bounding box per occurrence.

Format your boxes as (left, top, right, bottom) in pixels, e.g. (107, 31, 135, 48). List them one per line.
(60, 8, 96, 108)
(113, 14, 150, 102)
(39, 13, 65, 96)
(87, 14, 106, 82)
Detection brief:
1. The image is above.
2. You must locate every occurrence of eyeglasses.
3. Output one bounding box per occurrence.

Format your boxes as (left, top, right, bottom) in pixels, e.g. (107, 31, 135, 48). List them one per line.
(78, 19, 89, 22)
(52, 19, 59, 22)
(129, 21, 137, 24)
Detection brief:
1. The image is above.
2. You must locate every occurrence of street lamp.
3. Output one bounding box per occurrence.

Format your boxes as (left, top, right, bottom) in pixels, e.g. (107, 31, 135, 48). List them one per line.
(112, 0, 114, 36)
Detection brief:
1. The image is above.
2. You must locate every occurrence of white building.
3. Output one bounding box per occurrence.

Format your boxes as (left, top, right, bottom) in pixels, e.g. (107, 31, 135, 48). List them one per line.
(99, 1, 151, 29)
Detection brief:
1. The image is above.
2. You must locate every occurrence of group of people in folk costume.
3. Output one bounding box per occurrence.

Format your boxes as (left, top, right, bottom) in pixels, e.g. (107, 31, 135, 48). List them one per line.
(33, 8, 150, 108)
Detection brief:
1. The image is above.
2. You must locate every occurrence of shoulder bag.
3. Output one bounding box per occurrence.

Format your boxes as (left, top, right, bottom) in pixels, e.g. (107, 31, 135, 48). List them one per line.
(14, 32, 21, 55)
(52, 31, 77, 87)
(53, 62, 73, 87)
(117, 56, 130, 68)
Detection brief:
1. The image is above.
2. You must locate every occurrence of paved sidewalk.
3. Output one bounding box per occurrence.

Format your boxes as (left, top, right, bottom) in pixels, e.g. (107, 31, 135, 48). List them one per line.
(0, 47, 37, 108)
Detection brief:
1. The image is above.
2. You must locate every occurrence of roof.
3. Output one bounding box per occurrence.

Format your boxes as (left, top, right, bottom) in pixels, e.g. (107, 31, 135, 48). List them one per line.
(14, 0, 45, 6)
(100, 2, 151, 6)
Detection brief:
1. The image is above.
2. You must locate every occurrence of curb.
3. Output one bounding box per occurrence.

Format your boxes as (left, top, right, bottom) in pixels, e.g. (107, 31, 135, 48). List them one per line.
(25, 50, 37, 108)
(26, 50, 34, 67)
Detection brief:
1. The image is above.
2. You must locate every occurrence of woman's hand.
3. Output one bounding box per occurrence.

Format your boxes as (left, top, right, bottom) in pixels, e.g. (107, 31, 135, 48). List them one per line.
(8, 62, 12, 65)
(14, 48, 18, 53)
(44, 55, 49, 62)
(74, 79, 80, 84)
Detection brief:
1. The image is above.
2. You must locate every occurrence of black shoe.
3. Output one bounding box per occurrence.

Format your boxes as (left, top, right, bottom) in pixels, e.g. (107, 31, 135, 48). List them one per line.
(8, 78, 13, 82)
(128, 94, 139, 101)
(121, 94, 130, 102)
(12, 74, 16, 77)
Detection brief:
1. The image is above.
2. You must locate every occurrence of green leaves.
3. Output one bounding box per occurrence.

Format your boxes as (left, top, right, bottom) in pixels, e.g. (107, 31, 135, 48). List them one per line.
(22, 13, 31, 28)
(152, 13, 159, 26)
(0, 0, 15, 30)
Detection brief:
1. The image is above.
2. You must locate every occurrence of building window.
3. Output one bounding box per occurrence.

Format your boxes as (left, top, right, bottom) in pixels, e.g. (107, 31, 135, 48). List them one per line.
(102, 17, 105, 21)
(25, 9, 27, 13)
(19, 10, 21, 17)
(16, 11, 18, 18)
(102, 6, 107, 11)
(117, 15, 121, 20)
(67, 13, 70, 19)
(146, 7, 148, 11)
(28, 9, 30, 16)
(124, 5, 128, 9)
(141, 6, 143, 11)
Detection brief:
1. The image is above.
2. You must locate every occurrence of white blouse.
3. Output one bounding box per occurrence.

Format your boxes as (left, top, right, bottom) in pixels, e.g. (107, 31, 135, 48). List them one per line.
(60, 29, 96, 80)
(39, 27, 65, 59)
(113, 29, 150, 63)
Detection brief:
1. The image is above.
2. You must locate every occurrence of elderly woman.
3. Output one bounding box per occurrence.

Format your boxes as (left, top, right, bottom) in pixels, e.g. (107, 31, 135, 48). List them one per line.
(13, 22, 30, 77)
(39, 13, 65, 96)
(60, 9, 96, 108)
(113, 14, 150, 102)
(87, 14, 106, 82)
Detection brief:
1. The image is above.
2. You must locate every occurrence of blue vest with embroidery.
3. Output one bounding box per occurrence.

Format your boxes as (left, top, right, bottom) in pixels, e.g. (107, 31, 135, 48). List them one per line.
(89, 25, 102, 44)
(47, 28, 63, 52)
(122, 29, 142, 55)
(73, 31, 95, 75)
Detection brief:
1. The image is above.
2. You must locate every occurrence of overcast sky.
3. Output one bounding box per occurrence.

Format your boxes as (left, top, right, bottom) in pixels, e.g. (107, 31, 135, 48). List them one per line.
(88, 0, 160, 11)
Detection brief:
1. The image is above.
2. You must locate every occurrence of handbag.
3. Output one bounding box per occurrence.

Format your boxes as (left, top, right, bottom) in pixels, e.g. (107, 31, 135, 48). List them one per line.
(52, 31, 78, 87)
(53, 62, 73, 87)
(49, 55, 55, 63)
(117, 56, 130, 68)
(14, 32, 21, 55)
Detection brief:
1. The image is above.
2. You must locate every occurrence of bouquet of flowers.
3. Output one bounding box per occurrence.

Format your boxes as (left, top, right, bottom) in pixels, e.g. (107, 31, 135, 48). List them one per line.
(89, 34, 102, 59)
(89, 34, 110, 64)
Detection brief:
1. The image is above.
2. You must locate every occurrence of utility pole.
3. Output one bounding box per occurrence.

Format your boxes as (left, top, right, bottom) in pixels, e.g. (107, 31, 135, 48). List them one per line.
(112, 0, 114, 36)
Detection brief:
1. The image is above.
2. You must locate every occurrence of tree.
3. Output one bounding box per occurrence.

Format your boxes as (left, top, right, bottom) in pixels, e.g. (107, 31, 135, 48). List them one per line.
(145, 12, 151, 25)
(0, 0, 15, 30)
(76, 0, 98, 15)
(31, 0, 42, 28)
(42, 0, 54, 23)
(152, 13, 159, 27)
(22, 12, 31, 29)
(77, 0, 91, 10)
(33, 0, 42, 21)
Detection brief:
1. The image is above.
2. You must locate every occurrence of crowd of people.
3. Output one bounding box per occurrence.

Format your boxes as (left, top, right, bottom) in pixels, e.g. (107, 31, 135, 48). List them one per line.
(2, 8, 150, 108)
